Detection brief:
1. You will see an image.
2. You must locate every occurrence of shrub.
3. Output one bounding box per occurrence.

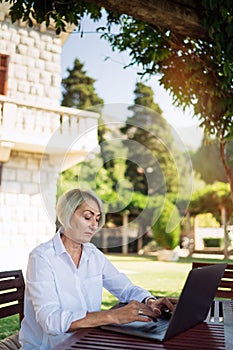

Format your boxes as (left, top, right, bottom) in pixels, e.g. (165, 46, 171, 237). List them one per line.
(203, 238, 223, 248)
(151, 197, 181, 250)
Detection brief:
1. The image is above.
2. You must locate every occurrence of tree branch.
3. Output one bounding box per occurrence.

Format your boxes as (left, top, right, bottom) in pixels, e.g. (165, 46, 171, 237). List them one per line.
(86, 0, 208, 39)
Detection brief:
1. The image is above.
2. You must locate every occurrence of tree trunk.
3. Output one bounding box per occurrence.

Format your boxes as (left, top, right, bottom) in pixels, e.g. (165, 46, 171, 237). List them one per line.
(87, 0, 207, 39)
(185, 211, 194, 255)
(137, 230, 143, 253)
(221, 206, 228, 259)
(193, 215, 198, 251)
(219, 140, 232, 258)
(122, 212, 129, 254)
(219, 140, 233, 204)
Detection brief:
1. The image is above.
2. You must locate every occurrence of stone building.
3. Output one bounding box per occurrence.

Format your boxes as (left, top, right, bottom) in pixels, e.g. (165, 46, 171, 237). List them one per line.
(0, 3, 99, 270)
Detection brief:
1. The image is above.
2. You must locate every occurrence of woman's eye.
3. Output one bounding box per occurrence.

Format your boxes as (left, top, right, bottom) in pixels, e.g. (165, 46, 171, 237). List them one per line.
(84, 214, 101, 223)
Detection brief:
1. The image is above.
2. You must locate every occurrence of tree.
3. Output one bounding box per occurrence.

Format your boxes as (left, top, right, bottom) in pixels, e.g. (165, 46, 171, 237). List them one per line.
(2, 1, 232, 132)
(98, 114, 129, 198)
(189, 182, 233, 257)
(99, 5, 233, 200)
(61, 58, 103, 109)
(59, 58, 105, 196)
(194, 142, 227, 184)
(3, 0, 233, 200)
(61, 59, 134, 217)
(121, 82, 180, 196)
(0, 0, 208, 39)
(190, 182, 232, 220)
(58, 157, 115, 203)
(116, 82, 192, 252)
(191, 139, 233, 184)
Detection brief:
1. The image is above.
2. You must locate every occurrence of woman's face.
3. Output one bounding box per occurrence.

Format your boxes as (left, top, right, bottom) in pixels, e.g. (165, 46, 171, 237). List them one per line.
(65, 199, 102, 244)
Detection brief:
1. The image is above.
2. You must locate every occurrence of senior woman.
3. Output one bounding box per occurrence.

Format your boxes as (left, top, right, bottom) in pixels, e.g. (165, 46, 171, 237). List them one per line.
(19, 188, 177, 349)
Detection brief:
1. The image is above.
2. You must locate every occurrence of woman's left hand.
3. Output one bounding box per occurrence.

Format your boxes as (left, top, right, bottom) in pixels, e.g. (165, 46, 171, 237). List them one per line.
(146, 297, 178, 318)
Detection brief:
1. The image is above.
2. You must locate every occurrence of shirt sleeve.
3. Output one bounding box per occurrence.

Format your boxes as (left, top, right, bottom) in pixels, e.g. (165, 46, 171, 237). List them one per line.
(102, 255, 153, 303)
(26, 253, 86, 335)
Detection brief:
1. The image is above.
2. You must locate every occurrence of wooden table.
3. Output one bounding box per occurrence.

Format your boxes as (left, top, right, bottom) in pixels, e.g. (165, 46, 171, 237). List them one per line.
(55, 300, 233, 350)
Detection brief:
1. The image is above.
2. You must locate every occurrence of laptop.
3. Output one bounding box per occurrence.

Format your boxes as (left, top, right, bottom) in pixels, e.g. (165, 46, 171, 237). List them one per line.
(102, 263, 227, 342)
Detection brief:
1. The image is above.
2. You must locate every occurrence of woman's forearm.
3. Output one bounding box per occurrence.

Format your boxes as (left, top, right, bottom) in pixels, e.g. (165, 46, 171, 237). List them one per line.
(68, 310, 114, 332)
(67, 300, 162, 332)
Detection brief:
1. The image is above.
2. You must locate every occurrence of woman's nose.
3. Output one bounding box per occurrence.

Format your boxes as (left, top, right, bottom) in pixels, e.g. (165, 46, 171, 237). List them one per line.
(89, 218, 98, 230)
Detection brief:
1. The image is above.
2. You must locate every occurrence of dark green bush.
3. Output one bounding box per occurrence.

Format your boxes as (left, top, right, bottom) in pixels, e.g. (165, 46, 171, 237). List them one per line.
(203, 238, 222, 248)
(151, 197, 181, 250)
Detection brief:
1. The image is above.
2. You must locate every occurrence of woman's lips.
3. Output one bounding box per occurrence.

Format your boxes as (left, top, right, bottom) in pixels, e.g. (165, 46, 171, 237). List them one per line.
(84, 232, 93, 236)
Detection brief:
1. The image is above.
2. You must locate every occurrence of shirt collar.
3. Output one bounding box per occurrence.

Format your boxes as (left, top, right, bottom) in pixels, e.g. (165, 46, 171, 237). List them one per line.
(53, 227, 96, 260)
(53, 227, 67, 256)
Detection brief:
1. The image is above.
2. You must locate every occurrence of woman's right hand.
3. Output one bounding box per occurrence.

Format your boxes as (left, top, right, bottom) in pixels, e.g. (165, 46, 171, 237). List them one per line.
(108, 300, 158, 325)
(69, 300, 158, 331)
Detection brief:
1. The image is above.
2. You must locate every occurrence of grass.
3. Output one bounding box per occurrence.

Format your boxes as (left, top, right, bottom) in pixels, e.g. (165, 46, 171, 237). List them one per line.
(0, 315, 20, 340)
(101, 254, 190, 309)
(1, 254, 232, 339)
(101, 254, 232, 309)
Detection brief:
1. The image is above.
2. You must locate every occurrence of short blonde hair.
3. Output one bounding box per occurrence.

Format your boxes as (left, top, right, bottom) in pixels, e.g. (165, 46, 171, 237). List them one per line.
(56, 188, 105, 230)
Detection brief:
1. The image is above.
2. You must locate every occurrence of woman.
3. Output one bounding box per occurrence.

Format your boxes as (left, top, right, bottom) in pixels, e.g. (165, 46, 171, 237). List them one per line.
(19, 188, 177, 349)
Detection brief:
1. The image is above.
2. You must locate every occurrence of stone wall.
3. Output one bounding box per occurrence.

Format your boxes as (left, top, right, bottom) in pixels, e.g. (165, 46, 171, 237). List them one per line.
(0, 5, 99, 273)
(0, 14, 61, 107)
(0, 7, 63, 271)
(0, 150, 58, 271)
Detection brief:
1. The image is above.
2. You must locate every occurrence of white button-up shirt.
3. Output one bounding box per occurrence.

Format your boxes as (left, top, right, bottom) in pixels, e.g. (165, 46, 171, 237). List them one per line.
(19, 230, 152, 349)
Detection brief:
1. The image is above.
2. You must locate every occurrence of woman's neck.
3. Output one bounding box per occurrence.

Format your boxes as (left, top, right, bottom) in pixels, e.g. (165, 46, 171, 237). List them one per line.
(61, 234, 83, 267)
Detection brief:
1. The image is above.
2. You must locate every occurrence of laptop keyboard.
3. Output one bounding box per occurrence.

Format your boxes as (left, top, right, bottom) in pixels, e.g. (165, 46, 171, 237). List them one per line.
(137, 319, 168, 334)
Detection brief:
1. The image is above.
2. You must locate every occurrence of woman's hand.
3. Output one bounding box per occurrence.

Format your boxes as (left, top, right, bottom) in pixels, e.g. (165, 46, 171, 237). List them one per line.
(108, 297, 178, 325)
(109, 300, 159, 325)
(68, 301, 155, 331)
(68, 298, 179, 332)
(146, 297, 178, 318)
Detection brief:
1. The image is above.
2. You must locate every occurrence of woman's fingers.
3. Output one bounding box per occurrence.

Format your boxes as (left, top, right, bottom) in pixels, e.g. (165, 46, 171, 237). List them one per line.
(147, 297, 179, 314)
(112, 298, 179, 325)
(112, 301, 158, 324)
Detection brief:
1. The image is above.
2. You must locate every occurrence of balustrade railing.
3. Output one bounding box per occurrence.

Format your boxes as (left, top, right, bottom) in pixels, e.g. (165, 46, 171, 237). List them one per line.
(0, 95, 99, 154)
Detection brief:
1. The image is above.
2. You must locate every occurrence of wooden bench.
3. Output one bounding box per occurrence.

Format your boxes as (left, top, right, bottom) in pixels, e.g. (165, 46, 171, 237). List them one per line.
(192, 262, 233, 299)
(0, 270, 25, 349)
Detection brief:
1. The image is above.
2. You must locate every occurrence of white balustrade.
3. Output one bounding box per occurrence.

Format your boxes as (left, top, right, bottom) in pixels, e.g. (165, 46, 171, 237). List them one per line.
(0, 95, 99, 156)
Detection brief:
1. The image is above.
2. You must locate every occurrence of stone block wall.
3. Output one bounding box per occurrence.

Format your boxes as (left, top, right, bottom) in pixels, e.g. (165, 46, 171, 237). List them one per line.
(0, 5, 64, 268)
(0, 5, 98, 273)
(0, 14, 61, 107)
(0, 150, 58, 271)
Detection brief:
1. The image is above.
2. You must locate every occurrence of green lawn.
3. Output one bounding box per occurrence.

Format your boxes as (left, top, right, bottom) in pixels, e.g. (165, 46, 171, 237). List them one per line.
(1, 254, 231, 340)
(0, 315, 20, 340)
(101, 254, 190, 309)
